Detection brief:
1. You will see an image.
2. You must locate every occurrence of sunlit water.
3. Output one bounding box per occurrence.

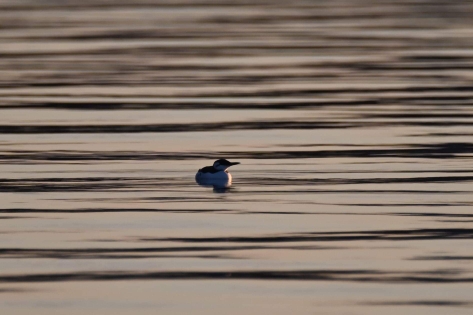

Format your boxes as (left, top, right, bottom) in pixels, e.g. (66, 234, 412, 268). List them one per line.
(1, 1, 473, 314)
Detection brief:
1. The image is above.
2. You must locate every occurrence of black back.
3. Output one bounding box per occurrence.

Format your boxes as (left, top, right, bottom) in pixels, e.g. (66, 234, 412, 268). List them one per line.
(199, 166, 219, 174)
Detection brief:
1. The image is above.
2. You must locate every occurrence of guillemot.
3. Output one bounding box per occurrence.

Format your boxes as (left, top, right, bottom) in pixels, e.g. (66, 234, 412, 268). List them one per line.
(195, 159, 240, 187)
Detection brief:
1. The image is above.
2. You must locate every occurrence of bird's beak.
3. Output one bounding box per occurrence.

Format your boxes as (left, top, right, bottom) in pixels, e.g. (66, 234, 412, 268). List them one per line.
(230, 162, 240, 166)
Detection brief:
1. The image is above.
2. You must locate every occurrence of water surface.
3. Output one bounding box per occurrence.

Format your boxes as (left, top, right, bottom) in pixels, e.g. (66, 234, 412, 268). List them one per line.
(1, 1, 473, 314)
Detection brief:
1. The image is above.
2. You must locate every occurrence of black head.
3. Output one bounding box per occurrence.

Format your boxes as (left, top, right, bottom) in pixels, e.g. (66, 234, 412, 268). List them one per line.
(213, 159, 240, 170)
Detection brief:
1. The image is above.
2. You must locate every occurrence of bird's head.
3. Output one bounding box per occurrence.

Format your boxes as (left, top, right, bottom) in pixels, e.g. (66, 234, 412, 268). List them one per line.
(213, 159, 240, 171)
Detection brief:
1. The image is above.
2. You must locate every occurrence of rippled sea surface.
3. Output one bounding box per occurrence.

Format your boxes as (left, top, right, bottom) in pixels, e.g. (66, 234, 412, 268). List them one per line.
(1, 1, 473, 314)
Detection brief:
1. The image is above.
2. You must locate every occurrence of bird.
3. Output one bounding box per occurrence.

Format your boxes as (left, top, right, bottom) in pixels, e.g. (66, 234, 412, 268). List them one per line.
(195, 159, 240, 188)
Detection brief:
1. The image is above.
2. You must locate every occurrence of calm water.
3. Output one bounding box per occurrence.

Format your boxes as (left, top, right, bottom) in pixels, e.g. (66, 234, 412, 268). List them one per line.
(1, 1, 473, 314)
